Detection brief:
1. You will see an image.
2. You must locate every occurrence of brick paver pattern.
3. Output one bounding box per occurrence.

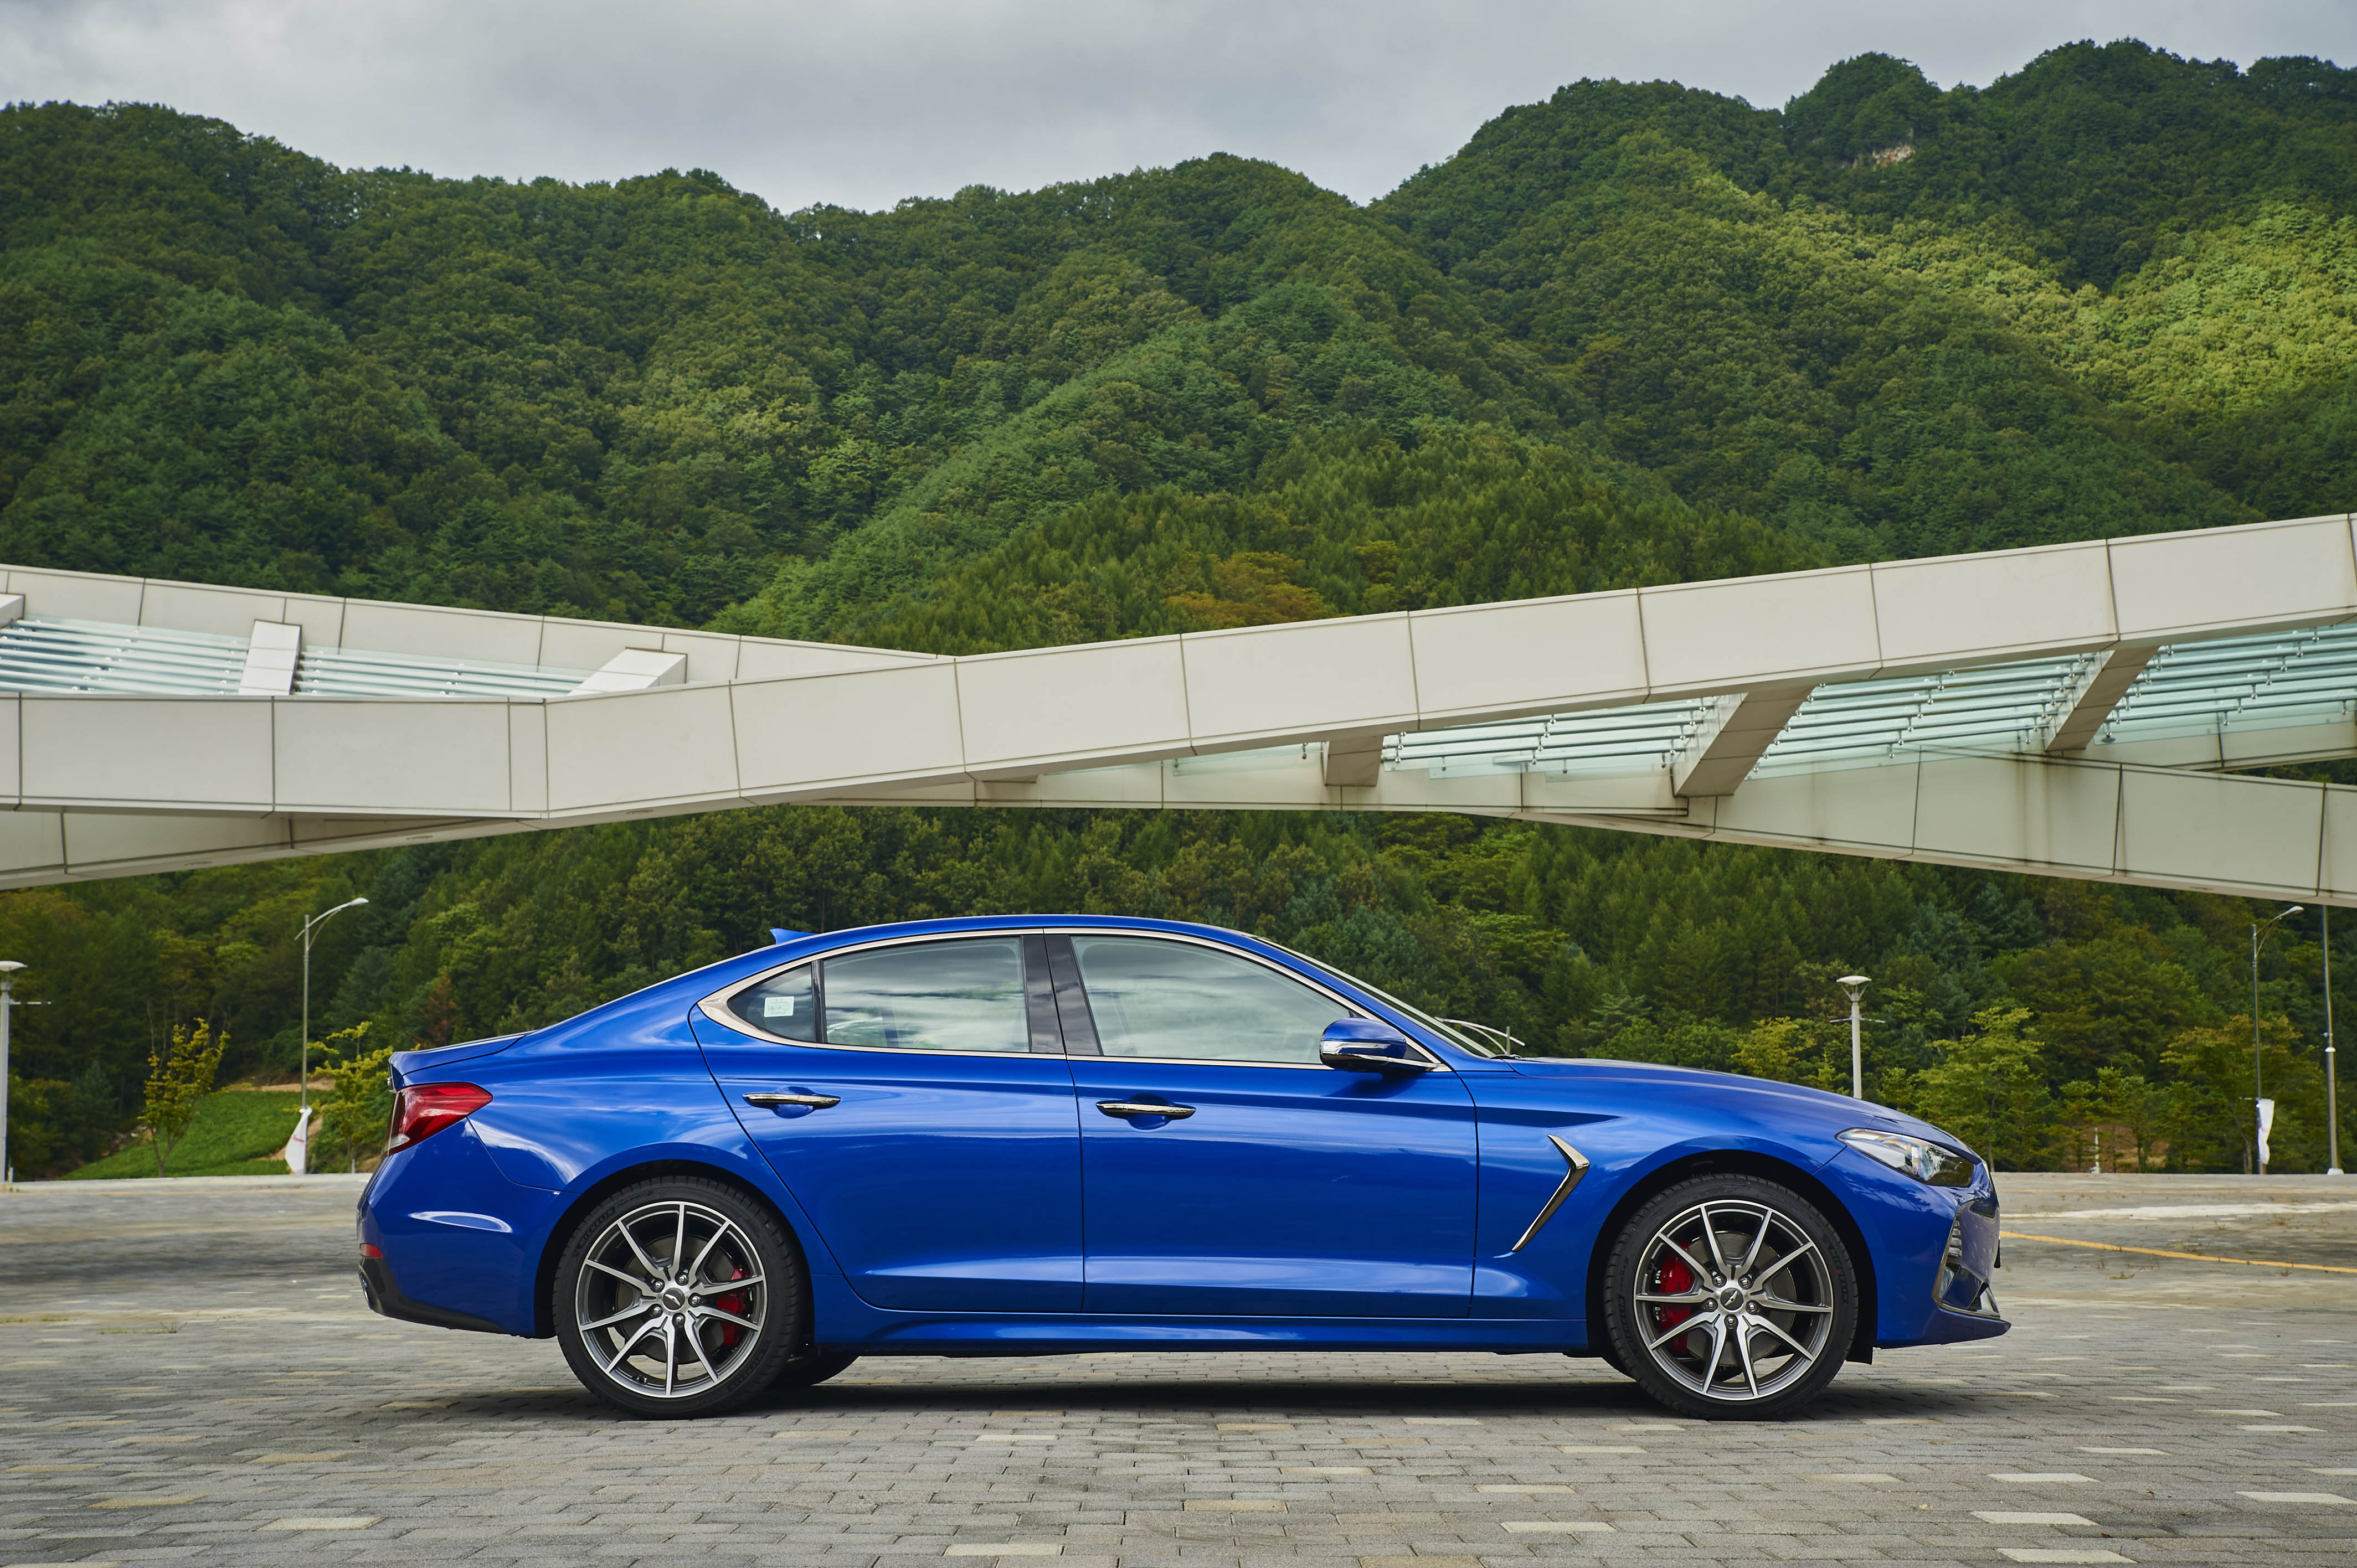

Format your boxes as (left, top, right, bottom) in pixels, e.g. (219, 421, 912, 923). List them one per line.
(2, 1171, 2352, 1565)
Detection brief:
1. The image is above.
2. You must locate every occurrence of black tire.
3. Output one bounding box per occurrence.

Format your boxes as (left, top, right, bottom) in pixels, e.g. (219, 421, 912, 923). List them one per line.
(770, 1350, 858, 1391)
(1582, 1343, 1632, 1378)
(1601, 1174, 1857, 1421)
(555, 1176, 808, 1419)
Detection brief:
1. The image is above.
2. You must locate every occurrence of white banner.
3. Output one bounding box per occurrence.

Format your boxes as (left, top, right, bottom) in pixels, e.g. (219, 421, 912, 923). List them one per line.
(2257, 1097, 2276, 1170)
(285, 1105, 312, 1175)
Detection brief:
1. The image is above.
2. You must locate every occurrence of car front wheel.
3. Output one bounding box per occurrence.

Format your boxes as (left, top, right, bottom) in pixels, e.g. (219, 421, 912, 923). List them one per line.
(555, 1177, 807, 1418)
(1601, 1174, 1857, 1420)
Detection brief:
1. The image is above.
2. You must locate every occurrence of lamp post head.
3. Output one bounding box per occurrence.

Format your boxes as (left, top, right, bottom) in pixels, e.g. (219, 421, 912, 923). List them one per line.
(0, 960, 25, 973)
(1836, 974, 1869, 987)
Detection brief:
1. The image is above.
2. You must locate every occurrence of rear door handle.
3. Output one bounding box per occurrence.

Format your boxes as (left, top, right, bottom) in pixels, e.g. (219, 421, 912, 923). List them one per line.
(1096, 1100, 1194, 1120)
(744, 1092, 841, 1110)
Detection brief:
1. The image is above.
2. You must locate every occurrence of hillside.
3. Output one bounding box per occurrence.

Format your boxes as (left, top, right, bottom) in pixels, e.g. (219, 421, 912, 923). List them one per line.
(1, 39, 2352, 1174)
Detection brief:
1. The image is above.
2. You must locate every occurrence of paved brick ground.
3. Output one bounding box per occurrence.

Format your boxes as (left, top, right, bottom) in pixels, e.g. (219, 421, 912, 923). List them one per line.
(2, 1171, 2353, 1566)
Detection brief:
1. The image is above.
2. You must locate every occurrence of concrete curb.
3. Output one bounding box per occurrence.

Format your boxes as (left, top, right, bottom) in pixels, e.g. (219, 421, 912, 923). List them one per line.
(2, 1172, 371, 1195)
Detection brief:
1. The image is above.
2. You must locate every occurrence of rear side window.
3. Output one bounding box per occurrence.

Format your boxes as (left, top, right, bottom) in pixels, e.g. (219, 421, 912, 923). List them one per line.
(1070, 935, 1348, 1064)
(822, 937, 1028, 1054)
(728, 964, 816, 1041)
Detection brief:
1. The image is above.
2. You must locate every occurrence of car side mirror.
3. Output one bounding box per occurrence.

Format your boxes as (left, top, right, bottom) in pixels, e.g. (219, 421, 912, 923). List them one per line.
(1319, 1018, 1432, 1075)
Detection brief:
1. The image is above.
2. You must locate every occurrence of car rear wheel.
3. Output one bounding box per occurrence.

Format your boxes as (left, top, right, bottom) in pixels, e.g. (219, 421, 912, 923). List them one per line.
(1601, 1174, 1857, 1420)
(555, 1177, 806, 1419)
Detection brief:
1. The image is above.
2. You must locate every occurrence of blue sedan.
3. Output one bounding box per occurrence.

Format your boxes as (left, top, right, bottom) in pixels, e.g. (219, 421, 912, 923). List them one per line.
(357, 916, 2006, 1419)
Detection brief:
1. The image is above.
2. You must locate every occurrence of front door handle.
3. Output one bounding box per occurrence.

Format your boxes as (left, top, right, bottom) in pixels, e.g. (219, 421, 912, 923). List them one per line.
(1096, 1099, 1195, 1120)
(744, 1092, 841, 1110)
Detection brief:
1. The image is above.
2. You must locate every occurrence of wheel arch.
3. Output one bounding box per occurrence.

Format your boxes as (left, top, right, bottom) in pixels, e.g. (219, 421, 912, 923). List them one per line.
(1581, 1148, 1878, 1365)
(530, 1159, 811, 1340)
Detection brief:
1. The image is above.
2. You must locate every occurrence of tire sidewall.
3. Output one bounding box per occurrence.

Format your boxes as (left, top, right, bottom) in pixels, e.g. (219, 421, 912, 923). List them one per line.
(1603, 1173, 1858, 1421)
(555, 1175, 807, 1419)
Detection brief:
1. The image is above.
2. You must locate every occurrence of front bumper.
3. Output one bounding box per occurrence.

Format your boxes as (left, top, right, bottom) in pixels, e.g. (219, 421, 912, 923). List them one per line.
(1934, 1192, 2003, 1319)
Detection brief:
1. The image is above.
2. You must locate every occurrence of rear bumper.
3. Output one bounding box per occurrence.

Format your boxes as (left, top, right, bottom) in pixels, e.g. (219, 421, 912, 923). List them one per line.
(358, 1254, 507, 1335)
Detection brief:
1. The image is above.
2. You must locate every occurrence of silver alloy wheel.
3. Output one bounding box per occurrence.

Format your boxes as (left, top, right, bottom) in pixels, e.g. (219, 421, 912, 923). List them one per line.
(573, 1199, 769, 1400)
(1630, 1198, 1836, 1404)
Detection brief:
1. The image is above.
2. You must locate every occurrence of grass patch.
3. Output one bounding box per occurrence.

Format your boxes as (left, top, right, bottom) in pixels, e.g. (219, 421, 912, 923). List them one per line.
(67, 1090, 302, 1179)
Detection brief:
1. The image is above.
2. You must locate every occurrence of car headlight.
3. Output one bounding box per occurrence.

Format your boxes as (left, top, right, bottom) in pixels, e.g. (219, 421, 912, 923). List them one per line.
(1839, 1127, 1976, 1187)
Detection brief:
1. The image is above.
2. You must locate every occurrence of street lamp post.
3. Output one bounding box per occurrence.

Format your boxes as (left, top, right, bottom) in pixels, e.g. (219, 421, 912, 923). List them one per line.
(2252, 904, 2303, 1175)
(0, 961, 20, 1183)
(2327, 906, 2343, 1177)
(1836, 974, 1870, 1100)
(299, 898, 369, 1119)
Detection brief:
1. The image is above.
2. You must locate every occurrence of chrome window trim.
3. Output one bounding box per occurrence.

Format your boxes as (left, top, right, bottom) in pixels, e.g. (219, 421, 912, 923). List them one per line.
(696, 931, 1040, 1057)
(1048, 927, 1449, 1074)
(694, 926, 1448, 1071)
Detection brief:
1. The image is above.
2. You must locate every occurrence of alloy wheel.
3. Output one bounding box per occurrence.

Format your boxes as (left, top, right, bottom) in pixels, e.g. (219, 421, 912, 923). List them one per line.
(572, 1199, 770, 1401)
(1629, 1197, 1836, 1404)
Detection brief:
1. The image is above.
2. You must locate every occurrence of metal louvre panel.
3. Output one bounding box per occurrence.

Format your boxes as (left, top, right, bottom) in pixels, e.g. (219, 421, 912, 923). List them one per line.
(0, 617, 245, 694)
(2104, 623, 2357, 744)
(1758, 659, 2091, 767)
(1377, 624, 2357, 786)
(1386, 699, 1710, 778)
(294, 646, 588, 699)
(0, 616, 593, 700)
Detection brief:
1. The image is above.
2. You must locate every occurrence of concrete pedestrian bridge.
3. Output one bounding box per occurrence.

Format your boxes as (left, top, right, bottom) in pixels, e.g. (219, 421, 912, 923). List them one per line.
(8, 511, 2357, 901)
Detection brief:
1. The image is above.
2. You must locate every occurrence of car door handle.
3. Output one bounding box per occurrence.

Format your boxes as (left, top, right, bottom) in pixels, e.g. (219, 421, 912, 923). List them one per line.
(1096, 1100, 1195, 1120)
(743, 1092, 841, 1110)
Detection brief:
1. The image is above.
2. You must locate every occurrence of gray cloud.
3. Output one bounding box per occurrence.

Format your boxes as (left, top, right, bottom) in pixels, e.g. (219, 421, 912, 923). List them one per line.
(4, 0, 2351, 212)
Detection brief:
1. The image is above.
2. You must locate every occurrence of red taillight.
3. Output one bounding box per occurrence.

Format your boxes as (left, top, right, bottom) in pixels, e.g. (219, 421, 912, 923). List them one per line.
(385, 1082, 492, 1153)
(360, 1243, 383, 1258)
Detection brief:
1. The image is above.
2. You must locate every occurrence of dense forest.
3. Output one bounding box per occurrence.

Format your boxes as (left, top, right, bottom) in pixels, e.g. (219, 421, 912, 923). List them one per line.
(2, 39, 2354, 1174)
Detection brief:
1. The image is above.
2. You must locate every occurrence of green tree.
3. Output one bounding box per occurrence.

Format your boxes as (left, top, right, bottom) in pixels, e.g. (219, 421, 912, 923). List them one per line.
(314, 1024, 392, 1174)
(140, 1018, 228, 1176)
(1902, 1007, 2056, 1169)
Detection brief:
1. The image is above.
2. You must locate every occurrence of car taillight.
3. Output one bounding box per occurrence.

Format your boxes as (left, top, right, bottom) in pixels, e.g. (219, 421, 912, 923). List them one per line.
(385, 1083, 492, 1153)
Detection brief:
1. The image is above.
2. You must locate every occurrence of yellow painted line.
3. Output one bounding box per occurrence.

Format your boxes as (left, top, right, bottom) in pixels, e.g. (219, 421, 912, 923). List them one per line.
(2001, 1230, 2357, 1276)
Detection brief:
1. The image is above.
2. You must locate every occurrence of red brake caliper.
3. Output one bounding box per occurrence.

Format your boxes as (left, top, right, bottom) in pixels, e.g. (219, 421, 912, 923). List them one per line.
(714, 1263, 748, 1348)
(1653, 1253, 1695, 1333)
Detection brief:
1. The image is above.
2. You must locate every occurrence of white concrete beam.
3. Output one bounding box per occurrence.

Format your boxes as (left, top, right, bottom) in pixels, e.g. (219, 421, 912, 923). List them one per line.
(1322, 735, 1385, 788)
(571, 648, 688, 694)
(237, 620, 301, 695)
(1670, 684, 1813, 798)
(833, 748, 2357, 908)
(2042, 646, 2159, 753)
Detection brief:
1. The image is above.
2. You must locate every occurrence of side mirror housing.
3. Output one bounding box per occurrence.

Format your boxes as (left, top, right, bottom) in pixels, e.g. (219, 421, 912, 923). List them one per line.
(1320, 1017, 1432, 1075)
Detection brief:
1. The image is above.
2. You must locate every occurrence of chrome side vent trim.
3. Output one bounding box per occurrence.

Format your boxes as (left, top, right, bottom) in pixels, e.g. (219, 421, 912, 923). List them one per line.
(1507, 1135, 1592, 1252)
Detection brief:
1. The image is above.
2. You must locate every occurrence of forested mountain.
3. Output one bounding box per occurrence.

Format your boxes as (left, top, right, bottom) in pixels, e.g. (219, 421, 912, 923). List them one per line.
(2, 39, 2353, 1174)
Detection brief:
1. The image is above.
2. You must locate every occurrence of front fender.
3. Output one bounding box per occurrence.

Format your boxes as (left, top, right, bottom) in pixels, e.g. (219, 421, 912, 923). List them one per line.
(1467, 1074, 1847, 1326)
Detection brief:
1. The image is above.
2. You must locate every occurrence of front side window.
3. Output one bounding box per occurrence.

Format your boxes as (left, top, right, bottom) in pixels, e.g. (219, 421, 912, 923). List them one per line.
(1071, 935, 1349, 1064)
(728, 964, 817, 1041)
(821, 937, 1028, 1054)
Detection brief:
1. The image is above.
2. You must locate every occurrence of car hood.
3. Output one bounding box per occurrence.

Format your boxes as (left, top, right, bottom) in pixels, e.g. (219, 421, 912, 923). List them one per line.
(1505, 1055, 1973, 1156)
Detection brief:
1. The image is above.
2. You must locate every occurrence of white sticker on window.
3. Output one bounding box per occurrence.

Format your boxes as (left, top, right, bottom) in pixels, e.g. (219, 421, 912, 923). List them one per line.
(763, 995, 797, 1018)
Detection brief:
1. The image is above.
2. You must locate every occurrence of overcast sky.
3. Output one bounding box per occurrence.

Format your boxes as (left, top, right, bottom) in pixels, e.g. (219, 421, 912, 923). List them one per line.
(4, 1, 2353, 213)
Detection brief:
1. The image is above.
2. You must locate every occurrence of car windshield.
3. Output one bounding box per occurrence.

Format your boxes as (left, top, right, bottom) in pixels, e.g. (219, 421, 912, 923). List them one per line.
(1265, 941, 1513, 1057)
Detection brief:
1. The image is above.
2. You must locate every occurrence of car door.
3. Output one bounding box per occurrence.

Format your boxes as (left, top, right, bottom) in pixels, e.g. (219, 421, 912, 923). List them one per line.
(693, 932, 1083, 1312)
(1061, 931, 1478, 1318)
